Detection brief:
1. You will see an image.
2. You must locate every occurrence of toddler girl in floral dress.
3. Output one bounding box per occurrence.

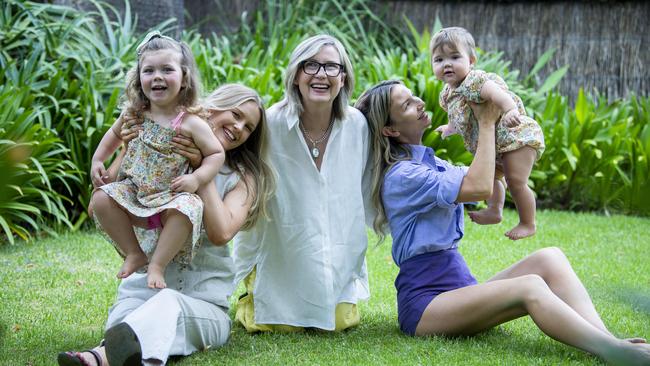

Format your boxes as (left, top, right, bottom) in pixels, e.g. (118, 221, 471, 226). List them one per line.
(431, 27, 545, 240)
(90, 32, 224, 288)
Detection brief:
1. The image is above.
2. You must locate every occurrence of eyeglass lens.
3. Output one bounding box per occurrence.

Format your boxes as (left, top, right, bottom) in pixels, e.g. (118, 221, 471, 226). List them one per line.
(303, 61, 343, 76)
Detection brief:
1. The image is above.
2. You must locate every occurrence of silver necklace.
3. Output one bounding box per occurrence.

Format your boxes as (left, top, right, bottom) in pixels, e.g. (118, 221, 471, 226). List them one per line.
(300, 118, 333, 159)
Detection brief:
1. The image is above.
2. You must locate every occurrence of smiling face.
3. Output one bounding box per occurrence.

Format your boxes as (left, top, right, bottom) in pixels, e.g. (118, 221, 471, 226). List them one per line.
(208, 100, 261, 151)
(293, 45, 346, 108)
(384, 84, 430, 144)
(139, 49, 184, 109)
(431, 44, 474, 88)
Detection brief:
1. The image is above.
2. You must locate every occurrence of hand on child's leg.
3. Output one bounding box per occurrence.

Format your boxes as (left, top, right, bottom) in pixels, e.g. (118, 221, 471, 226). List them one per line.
(502, 147, 537, 240)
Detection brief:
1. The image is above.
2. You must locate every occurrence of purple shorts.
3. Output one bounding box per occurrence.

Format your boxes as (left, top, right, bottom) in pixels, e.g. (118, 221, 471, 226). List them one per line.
(395, 248, 477, 336)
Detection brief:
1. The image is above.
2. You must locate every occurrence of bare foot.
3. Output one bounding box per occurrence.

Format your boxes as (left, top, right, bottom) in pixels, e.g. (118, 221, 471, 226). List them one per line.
(626, 337, 647, 344)
(468, 208, 502, 225)
(147, 264, 167, 289)
(117, 252, 148, 279)
(505, 223, 536, 240)
(604, 341, 650, 366)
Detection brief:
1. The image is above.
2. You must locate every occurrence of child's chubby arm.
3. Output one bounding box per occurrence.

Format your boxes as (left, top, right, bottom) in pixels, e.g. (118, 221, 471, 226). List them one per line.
(480, 80, 521, 127)
(90, 115, 125, 187)
(171, 115, 225, 193)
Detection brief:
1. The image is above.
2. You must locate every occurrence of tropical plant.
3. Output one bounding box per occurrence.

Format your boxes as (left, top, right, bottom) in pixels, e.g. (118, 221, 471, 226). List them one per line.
(0, 84, 78, 243)
(2, 0, 648, 244)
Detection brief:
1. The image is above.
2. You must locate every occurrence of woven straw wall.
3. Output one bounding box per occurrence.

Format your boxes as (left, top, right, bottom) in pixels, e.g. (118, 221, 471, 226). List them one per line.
(57, 0, 648, 100)
(373, 1, 648, 100)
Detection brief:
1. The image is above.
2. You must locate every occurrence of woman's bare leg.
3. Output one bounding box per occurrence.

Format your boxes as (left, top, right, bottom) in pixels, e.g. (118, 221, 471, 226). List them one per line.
(415, 274, 650, 365)
(502, 147, 537, 240)
(92, 190, 148, 278)
(147, 209, 191, 289)
(488, 247, 612, 334)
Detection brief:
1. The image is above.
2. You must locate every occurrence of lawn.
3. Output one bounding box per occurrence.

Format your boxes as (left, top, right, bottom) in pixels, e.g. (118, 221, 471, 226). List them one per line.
(1, 209, 649, 365)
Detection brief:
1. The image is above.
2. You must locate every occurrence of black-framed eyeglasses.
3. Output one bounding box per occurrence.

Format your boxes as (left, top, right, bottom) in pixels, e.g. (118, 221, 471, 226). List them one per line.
(301, 61, 344, 77)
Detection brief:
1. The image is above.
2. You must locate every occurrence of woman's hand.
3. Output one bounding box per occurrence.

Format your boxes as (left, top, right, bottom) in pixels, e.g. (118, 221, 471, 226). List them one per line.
(120, 113, 144, 143)
(470, 101, 501, 129)
(172, 134, 203, 169)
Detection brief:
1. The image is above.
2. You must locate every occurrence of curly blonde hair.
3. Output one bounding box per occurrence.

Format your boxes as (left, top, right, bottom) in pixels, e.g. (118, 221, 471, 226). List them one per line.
(123, 33, 202, 117)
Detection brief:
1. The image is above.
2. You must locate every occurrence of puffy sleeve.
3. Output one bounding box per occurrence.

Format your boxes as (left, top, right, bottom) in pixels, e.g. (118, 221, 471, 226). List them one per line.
(439, 84, 451, 112)
(456, 70, 488, 104)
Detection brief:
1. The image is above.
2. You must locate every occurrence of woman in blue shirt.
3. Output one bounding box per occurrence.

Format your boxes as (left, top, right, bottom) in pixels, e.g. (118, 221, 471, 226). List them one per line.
(355, 80, 650, 365)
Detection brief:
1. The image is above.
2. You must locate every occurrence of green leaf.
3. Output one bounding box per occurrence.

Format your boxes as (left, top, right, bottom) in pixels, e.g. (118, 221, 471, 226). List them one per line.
(538, 65, 569, 94)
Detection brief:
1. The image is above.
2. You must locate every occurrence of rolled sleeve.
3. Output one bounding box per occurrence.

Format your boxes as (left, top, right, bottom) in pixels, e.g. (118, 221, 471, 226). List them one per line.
(397, 162, 465, 209)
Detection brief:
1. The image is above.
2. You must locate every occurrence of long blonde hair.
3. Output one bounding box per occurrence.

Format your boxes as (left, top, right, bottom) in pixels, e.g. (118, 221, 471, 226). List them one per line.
(354, 80, 412, 242)
(203, 84, 274, 229)
(281, 34, 354, 121)
(123, 32, 202, 117)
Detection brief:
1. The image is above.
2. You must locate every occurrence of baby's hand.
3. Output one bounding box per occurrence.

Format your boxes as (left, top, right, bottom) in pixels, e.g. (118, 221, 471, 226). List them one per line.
(434, 124, 455, 139)
(90, 161, 109, 187)
(501, 108, 521, 128)
(171, 174, 199, 193)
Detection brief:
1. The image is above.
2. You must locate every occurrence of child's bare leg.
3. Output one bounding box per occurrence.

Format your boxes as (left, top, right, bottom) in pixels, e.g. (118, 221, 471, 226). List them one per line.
(147, 209, 191, 289)
(502, 147, 537, 240)
(91, 190, 148, 278)
(468, 175, 505, 225)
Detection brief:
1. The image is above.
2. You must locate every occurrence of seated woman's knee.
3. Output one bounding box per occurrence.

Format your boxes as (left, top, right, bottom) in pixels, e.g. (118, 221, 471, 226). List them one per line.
(532, 247, 566, 267)
(516, 274, 550, 303)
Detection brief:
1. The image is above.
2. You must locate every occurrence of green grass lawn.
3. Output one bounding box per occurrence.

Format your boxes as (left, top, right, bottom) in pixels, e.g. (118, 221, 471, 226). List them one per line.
(1, 209, 649, 365)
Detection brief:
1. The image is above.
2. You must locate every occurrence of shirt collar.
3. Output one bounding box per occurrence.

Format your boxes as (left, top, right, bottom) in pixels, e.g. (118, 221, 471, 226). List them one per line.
(408, 144, 433, 163)
(286, 110, 300, 130)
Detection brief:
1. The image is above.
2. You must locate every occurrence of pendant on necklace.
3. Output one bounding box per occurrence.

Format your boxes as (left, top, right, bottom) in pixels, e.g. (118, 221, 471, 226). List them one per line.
(311, 147, 320, 159)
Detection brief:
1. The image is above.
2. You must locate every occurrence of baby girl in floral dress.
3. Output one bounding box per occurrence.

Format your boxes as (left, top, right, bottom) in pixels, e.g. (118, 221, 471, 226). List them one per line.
(431, 27, 545, 240)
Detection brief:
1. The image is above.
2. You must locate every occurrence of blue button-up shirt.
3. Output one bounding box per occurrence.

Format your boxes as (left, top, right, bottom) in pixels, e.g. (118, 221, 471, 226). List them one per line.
(382, 145, 467, 266)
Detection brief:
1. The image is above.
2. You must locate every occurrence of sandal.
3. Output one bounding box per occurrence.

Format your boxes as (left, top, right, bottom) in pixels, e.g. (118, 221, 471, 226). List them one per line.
(57, 349, 103, 366)
(104, 322, 142, 366)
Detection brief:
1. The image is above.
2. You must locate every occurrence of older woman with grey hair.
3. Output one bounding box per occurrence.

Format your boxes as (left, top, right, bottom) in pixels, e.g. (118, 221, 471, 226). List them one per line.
(233, 34, 373, 332)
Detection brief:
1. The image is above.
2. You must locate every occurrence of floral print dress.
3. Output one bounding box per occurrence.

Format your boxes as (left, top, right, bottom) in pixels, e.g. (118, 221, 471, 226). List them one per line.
(439, 69, 545, 161)
(98, 112, 202, 264)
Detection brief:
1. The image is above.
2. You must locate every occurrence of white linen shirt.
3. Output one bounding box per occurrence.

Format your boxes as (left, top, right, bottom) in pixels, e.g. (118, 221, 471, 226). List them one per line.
(233, 102, 372, 330)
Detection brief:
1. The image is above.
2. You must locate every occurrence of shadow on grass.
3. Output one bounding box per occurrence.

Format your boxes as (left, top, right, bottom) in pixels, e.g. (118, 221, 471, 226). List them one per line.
(616, 286, 650, 315)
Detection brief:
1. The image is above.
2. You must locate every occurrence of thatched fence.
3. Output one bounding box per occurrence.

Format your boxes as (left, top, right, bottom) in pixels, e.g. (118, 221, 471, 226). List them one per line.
(55, 0, 649, 100)
(371, 1, 649, 101)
